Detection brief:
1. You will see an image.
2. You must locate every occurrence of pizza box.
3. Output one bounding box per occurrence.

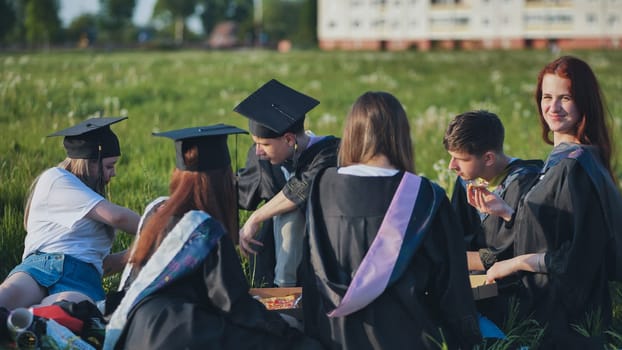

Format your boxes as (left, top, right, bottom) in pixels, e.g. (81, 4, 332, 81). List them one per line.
(249, 276, 496, 319)
(249, 287, 303, 320)
(469, 274, 498, 300)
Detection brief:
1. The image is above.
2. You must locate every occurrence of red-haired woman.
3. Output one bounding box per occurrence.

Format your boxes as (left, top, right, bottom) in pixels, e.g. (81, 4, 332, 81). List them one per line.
(105, 125, 321, 350)
(469, 56, 622, 348)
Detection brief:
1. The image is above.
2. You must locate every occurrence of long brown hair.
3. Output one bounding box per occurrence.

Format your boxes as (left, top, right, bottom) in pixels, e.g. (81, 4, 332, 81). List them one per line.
(338, 91, 414, 172)
(130, 145, 238, 267)
(535, 55, 615, 180)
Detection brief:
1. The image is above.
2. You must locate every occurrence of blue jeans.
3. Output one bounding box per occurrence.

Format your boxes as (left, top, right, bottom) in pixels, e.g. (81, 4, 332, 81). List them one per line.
(273, 210, 305, 287)
(9, 252, 105, 301)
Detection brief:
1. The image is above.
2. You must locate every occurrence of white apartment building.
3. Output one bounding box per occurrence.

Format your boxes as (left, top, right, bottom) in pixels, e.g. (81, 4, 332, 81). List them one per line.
(318, 0, 622, 50)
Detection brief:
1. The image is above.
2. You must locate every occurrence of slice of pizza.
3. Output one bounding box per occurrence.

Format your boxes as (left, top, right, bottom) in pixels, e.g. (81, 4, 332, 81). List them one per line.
(258, 294, 299, 310)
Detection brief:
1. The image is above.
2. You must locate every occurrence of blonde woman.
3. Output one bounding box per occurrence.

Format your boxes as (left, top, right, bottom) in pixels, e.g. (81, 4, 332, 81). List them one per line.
(0, 117, 139, 310)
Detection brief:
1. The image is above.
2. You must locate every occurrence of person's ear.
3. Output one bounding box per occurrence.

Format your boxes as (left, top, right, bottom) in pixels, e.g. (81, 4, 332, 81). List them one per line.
(483, 151, 496, 167)
(283, 133, 296, 147)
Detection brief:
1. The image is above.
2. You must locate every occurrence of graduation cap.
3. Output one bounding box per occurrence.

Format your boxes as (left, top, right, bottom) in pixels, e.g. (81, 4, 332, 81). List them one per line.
(153, 124, 248, 171)
(48, 117, 127, 159)
(233, 79, 319, 138)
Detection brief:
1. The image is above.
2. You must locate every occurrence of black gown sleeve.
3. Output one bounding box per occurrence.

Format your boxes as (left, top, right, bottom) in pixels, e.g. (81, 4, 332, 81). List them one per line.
(481, 162, 541, 264)
(203, 236, 293, 334)
(427, 194, 482, 348)
(237, 145, 287, 210)
(450, 176, 483, 250)
(543, 163, 610, 309)
(282, 138, 339, 207)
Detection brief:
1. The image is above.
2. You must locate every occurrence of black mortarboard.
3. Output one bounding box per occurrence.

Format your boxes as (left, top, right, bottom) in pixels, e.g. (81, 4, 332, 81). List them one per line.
(48, 117, 127, 159)
(153, 124, 248, 171)
(233, 79, 319, 138)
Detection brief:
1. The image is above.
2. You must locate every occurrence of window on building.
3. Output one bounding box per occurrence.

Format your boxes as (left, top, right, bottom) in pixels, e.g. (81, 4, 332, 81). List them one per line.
(524, 13, 573, 26)
(372, 18, 386, 27)
(586, 13, 597, 24)
(430, 16, 469, 26)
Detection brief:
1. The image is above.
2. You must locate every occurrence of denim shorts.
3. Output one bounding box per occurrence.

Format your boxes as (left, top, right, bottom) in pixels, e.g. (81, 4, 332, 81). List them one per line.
(8, 252, 105, 301)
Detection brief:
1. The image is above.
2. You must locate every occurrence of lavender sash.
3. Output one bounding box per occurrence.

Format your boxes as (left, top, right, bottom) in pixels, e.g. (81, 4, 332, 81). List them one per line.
(328, 172, 422, 317)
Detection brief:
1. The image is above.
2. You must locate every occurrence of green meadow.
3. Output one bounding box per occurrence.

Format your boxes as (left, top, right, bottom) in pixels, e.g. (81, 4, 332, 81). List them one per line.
(1, 48, 622, 346)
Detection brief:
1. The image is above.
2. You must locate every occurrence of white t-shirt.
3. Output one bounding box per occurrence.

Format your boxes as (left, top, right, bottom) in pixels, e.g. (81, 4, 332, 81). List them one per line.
(23, 167, 112, 275)
(337, 164, 400, 177)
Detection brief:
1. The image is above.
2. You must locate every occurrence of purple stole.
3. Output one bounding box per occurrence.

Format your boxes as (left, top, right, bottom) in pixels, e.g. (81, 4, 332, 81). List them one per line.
(328, 172, 422, 317)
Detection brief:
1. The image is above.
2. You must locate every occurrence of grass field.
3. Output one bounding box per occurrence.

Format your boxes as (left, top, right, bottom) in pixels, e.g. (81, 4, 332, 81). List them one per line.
(1, 48, 621, 347)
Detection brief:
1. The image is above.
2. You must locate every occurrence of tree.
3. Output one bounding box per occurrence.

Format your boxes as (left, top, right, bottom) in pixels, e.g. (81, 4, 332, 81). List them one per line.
(262, 0, 298, 45)
(261, 0, 317, 48)
(66, 14, 98, 47)
(2, 0, 28, 46)
(198, 0, 227, 37)
(0, 0, 17, 44)
(23, 0, 62, 47)
(102, 0, 136, 19)
(294, 0, 316, 47)
(153, 0, 197, 44)
(198, 0, 253, 42)
(99, 0, 137, 44)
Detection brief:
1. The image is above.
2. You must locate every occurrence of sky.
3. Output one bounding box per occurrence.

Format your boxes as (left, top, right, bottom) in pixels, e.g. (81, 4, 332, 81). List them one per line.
(59, 0, 157, 26)
(60, 0, 205, 33)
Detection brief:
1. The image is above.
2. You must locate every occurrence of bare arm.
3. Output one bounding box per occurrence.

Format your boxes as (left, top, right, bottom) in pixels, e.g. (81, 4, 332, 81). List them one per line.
(238, 190, 297, 257)
(466, 251, 485, 271)
(87, 201, 139, 275)
(102, 249, 130, 276)
(86, 200, 140, 234)
(485, 253, 545, 284)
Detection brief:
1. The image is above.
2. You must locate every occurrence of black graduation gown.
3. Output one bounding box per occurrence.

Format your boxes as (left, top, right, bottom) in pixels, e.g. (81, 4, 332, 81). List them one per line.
(451, 159, 543, 326)
(115, 231, 322, 350)
(238, 138, 339, 287)
(281, 136, 340, 207)
(451, 158, 543, 259)
(301, 168, 481, 350)
(238, 145, 289, 212)
(237, 144, 289, 287)
(510, 144, 619, 348)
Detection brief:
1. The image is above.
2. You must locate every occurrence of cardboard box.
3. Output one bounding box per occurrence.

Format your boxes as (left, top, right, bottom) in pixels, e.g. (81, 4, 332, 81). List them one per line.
(250, 277, 497, 320)
(249, 287, 303, 320)
(469, 274, 498, 300)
